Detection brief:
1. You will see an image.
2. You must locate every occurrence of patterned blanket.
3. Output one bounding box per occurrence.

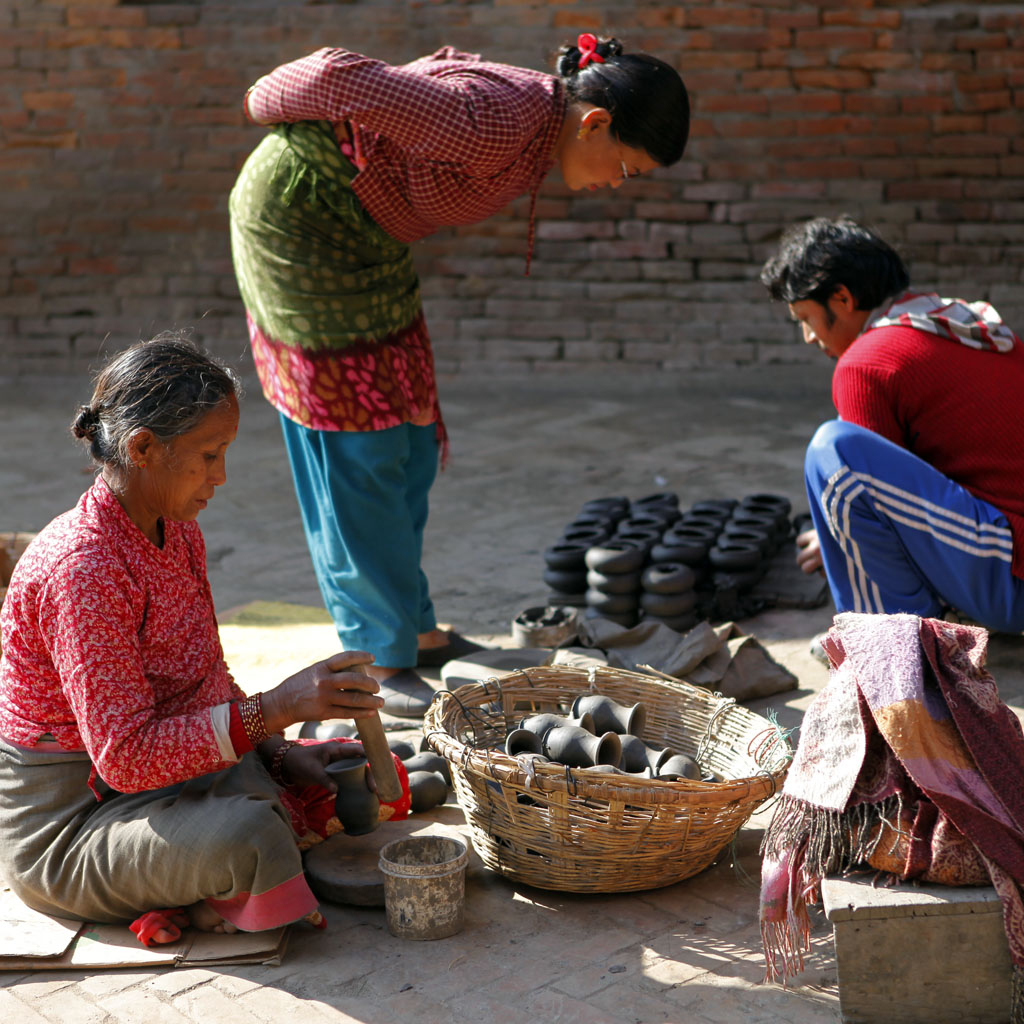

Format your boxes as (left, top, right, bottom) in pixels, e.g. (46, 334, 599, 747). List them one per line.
(760, 613, 1024, 1020)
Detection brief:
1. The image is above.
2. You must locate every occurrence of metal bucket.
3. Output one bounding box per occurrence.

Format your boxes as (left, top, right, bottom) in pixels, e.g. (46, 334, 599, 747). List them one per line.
(378, 835, 468, 940)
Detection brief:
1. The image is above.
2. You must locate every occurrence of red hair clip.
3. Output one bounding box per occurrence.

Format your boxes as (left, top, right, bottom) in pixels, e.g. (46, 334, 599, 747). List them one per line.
(577, 33, 605, 69)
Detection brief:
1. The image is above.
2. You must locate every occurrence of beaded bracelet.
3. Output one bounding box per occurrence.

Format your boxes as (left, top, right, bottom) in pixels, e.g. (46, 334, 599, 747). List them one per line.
(269, 739, 300, 786)
(238, 693, 270, 749)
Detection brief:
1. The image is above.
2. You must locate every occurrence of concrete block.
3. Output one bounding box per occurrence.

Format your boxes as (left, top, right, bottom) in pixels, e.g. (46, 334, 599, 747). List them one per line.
(822, 875, 1012, 1024)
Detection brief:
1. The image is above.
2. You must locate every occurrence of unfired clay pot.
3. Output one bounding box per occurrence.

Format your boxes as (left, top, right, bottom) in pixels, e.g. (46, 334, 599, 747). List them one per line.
(657, 753, 702, 781)
(571, 694, 648, 738)
(618, 733, 673, 774)
(326, 756, 380, 836)
(518, 711, 595, 737)
(542, 725, 622, 768)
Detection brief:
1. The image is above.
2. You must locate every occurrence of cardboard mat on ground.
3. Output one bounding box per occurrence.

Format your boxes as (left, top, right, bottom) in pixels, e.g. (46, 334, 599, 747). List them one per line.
(0, 889, 288, 970)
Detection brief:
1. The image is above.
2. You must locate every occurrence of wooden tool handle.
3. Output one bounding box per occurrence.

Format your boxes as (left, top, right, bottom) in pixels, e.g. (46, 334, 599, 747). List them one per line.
(355, 713, 403, 803)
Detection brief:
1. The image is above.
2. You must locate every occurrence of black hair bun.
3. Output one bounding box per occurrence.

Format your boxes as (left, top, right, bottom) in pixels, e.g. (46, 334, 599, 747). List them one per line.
(72, 404, 101, 440)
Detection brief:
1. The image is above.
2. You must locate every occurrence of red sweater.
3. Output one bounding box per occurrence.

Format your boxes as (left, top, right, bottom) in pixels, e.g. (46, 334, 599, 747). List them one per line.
(833, 324, 1024, 578)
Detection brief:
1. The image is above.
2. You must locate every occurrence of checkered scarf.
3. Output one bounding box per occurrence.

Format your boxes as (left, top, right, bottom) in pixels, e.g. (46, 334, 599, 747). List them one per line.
(863, 290, 1021, 352)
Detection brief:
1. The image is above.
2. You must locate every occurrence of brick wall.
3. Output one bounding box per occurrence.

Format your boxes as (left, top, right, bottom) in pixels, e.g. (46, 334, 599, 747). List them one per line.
(2, 1, 1022, 375)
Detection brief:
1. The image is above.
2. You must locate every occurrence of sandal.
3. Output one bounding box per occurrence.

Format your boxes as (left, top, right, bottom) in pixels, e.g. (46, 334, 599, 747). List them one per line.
(377, 669, 437, 717)
(416, 631, 487, 669)
(129, 908, 186, 947)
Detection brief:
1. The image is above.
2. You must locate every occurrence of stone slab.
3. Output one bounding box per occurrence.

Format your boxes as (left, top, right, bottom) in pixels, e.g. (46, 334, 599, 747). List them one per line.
(303, 803, 483, 908)
(822, 875, 1011, 1024)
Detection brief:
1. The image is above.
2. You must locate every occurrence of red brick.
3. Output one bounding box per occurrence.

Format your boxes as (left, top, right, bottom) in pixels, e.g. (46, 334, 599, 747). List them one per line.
(21, 90, 75, 110)
(793, 28, 878, 50)
(933, 115, 987, 134)
(685, 7, 765, 29)
(961, 90, 1014, 113)
(766, 11, 821, 32)
(740, 70, 792, 90)
(836, 51, 915, 71)
(901, 96, 952, 115)
(954, 32, 1010, 51)
(769, 93, 842, 115)
(957, 72, 1013, 93)
(792, 68, 871, 89)
(845, 94, 901, 115)
(920, 54, 975, 72)
(698, 94, 769, 115)
(66, 7, 145, 28)
(822, 10, 902, 29)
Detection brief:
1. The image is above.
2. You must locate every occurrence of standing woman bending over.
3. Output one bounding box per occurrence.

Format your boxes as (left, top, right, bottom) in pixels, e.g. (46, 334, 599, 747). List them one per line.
(229, 34, 690, 717)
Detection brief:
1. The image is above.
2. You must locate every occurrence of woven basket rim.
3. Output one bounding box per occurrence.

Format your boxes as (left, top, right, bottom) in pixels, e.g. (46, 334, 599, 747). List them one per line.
(423, 663, 791, 808)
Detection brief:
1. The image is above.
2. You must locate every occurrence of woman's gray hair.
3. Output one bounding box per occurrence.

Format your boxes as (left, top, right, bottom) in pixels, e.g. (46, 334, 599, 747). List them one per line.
(71, 331, 242, 469)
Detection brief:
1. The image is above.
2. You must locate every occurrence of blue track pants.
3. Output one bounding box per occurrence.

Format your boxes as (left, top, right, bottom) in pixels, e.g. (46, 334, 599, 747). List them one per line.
(280, 415, 439, 667)
(805, 420, 1024, 632)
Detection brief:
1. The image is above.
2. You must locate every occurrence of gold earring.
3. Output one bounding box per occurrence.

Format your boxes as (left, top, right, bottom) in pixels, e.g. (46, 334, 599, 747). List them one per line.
(577, 126, 586, 140)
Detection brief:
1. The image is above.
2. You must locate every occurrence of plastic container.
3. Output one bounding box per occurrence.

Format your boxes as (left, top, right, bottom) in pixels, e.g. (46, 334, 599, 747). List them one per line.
(378, 836, 468, 940)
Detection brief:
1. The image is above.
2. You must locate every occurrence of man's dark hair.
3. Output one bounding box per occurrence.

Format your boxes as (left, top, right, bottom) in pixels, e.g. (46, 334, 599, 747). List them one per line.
(760, 216, 910, 310)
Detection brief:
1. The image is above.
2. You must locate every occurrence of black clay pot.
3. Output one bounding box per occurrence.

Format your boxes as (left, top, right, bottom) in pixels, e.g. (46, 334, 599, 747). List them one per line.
(543, 542, 590, 572)
(680, 513, 727, 534)
(542, 725, 622, 768)
(325, 756, 380, 836)
(585, 588, 639, 615)
(586, 568, 643, 595)
(629, 503, 680, 526)
(633, 492, 679, 510)
(519, 711, 595, 737)
(618, 733, 671, 773)
(688, 499, 738, 517)
(657, 753, 702, 781)
(544, 591, 587, 607)
(401, 751, 452, 786)
(616, 513, 669, 534)
(571, 693, 648, 737)
(614, 529, 661, 553)
(407, 770, 449, 813)
(708, 540, 762, 572)
(388, 740, 417, 761)
(542, 567, 588, 593)
(584, 541, 646, 575)
(650, 539, 708, 567)
(579, 497, 630, 520)
(642, 562, 698, 594)
(640, 588, 698, 617)
(505, 727, 545, 756)
(740, 493, 792, 517)
(665, 523, 719, 545)
(720, 524, 774, 556)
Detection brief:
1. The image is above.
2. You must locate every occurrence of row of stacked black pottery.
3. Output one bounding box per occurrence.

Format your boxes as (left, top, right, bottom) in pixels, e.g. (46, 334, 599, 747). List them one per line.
(541, 491, 793, 629)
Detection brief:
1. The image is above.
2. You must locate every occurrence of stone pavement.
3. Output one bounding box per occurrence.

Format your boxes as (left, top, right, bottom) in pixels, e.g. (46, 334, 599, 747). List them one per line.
(3, 363, 1023, 1024)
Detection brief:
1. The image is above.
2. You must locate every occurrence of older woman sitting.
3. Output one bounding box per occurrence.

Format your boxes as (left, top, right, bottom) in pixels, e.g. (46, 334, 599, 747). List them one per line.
(0, 334, 408, 944)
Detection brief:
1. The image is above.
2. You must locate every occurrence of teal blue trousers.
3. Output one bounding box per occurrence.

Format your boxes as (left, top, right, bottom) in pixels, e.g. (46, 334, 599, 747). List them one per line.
(280, 414, 439, 667)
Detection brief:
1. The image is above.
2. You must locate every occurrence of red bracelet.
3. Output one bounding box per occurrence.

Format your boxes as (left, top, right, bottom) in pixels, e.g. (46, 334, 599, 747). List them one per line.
(269, 740, 300, 785)
(238, 693, 270, 748)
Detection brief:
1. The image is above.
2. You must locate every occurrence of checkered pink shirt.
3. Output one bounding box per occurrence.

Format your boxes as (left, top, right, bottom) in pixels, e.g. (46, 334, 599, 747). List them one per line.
(245, 46, 565, 249)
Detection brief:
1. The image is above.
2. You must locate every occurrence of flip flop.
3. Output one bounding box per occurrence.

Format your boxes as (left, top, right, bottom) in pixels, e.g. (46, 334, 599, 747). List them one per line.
(129, 908, 186, 947)
(377, 669, 437, 718)
(416, 632, 488, 668)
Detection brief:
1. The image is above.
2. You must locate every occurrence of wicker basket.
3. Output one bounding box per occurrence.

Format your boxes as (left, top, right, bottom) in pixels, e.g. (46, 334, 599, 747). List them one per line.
(423, 664, 791, 893)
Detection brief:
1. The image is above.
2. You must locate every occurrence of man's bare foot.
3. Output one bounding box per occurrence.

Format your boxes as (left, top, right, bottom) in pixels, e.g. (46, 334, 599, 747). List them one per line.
(186, 900, 239, 934)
